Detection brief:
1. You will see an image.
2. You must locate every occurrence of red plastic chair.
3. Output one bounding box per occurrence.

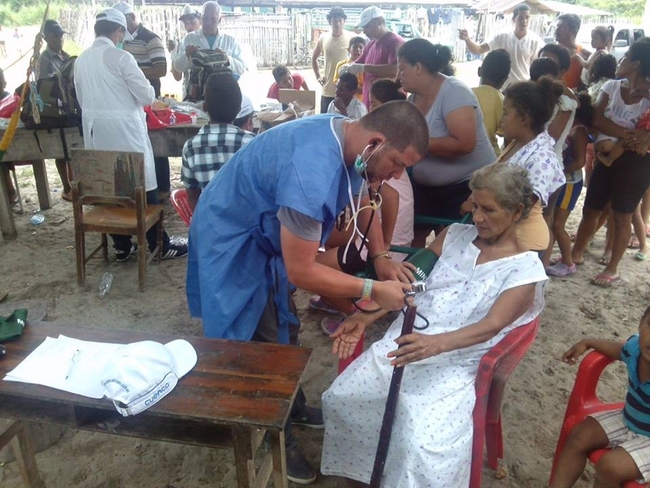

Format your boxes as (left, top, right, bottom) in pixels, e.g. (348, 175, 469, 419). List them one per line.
(170, 188, 193, 227)
(470, 316, 540, 487)
(549, 351, 645, 487)
(337, 316, 540, 487)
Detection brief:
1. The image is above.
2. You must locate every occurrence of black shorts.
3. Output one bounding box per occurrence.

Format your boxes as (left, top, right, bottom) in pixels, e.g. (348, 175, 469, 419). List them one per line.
(337, 242, 367, 275)
(412, 179, 471, 228)
(584, 151, 650, 214)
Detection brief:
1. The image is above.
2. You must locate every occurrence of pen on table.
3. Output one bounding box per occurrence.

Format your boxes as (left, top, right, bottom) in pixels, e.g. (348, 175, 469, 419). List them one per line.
(65, 349, 80, 380)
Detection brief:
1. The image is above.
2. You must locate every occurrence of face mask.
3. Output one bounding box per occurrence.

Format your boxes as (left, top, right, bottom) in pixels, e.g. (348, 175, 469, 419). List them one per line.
(354, 143, 382, 176)
(116, 42, 124, 50)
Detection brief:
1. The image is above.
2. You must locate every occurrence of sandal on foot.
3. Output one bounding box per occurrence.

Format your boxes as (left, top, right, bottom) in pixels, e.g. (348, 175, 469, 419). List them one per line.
(546, 262, 577, 277)
(635, 251, 647, 261)
(598, 254, 611, 265)
(628, 236, 641, 249)
(549, 256, 563, 266)
(590, 273, 620, 288)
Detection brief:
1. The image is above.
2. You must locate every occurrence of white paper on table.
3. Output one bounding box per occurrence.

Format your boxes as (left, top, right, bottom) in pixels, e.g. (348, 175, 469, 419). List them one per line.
(4, 335, 124, 398)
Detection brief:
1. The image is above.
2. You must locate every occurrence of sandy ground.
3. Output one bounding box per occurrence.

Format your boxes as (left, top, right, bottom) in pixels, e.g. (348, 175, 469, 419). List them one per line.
(1, 28, 650, 488)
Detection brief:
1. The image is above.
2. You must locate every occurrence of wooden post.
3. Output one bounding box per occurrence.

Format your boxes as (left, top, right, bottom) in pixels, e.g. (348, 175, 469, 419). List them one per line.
(0, 163, 17, 241)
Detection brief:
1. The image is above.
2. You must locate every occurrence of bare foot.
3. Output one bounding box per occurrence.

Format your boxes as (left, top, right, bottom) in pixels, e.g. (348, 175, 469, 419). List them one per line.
(598, 253, 611, 265)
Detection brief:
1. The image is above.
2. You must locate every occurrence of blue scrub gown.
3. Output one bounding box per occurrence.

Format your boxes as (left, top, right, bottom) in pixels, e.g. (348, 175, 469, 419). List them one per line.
(186, 115, 363, 343)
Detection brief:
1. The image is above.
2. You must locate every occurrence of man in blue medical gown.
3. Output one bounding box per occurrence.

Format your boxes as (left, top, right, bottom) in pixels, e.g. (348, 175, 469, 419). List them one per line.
(187, 100, 429, 483)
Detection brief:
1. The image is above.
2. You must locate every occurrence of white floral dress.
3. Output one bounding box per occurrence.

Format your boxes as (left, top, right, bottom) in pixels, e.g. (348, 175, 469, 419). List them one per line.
(321, 224, 547, 487)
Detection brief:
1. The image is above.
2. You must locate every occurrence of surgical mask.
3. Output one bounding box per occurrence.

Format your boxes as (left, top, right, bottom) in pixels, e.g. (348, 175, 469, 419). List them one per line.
(354, 143, 382, 177)
(116, 42, 124, 50)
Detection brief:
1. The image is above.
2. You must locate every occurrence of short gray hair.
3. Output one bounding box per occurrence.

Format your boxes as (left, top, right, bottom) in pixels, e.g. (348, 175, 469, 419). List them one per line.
(469, 164, 534, 219)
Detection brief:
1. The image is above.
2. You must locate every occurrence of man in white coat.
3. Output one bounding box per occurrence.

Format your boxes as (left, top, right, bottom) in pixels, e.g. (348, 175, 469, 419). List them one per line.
(74, 8, 187, 261)
(172, 1, 246, 84)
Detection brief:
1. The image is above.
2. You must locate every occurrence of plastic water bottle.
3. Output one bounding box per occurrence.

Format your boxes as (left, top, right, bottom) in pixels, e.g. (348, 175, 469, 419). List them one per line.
(190, 112, 197, 125)
(98, 272, 113, 298)
(169, 111, 177, 125)
(30, 213, 45, 225)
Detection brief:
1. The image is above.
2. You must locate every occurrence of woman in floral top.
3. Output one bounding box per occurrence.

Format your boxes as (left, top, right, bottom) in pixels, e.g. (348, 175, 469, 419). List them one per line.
(496, 77, 566, 252)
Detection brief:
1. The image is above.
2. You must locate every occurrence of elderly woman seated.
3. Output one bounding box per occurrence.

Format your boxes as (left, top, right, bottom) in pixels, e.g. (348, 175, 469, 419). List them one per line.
(320, 163, 548, 487)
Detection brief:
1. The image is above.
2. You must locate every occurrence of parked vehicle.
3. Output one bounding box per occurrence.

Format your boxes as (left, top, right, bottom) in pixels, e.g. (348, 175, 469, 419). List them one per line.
(546, 22, 645, 61)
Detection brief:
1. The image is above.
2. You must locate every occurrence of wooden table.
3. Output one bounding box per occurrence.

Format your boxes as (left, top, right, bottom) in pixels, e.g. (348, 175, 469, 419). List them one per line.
(0, 125, 200, 241)
(0, 321, 311, 488)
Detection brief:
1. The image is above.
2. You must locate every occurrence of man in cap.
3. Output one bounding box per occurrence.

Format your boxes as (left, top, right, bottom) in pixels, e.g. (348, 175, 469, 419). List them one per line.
(233, 94, 255, 132)
(458, 3, 544, 89)
(311, 6, 351, 114)
(39, 19, 73, 201)
(341, 6, 404, 108)
(173, 1, 247, 80)
(112, 2, 171, 201)
(74, 8, 187, 261)
(170, 4, 201, 86)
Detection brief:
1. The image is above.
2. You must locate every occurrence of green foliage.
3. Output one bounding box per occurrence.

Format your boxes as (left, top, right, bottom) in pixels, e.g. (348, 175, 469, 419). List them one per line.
(0, 0, 106, 27)
(575, 0, 645, 19)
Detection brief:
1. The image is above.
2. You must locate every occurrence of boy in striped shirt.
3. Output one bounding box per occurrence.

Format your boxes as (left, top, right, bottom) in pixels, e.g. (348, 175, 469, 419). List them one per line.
(551, 306, 650, 487)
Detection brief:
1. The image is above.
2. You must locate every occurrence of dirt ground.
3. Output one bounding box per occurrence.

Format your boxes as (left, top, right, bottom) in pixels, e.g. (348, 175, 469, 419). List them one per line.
(1, 28, 650, 488)
(1, 155, 649, 488)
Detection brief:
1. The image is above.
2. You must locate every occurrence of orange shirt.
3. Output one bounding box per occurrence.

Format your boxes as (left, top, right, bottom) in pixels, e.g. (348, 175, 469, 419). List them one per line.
(563, 45, 583, 89)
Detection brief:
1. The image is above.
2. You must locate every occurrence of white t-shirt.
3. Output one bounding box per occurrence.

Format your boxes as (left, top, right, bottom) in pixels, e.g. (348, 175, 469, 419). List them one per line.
(545, 94, 578, 163)
(488, 31, 545, 89)
(327, 97, 368, 120)
(601, 79, 650, 130)
(386, 172, 414, 261)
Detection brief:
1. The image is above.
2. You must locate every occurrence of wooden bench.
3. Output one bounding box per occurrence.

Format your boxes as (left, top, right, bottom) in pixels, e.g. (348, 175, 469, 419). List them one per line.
(0, 321, 311, 488)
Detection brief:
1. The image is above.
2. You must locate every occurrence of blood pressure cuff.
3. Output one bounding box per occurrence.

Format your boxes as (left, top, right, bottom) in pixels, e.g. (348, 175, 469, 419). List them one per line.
(407, 248, 439, 282)
(0, 308, 28, 342)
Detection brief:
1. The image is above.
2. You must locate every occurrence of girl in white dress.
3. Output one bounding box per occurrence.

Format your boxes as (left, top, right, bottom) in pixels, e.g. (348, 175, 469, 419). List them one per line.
(321, 163, 548, 488)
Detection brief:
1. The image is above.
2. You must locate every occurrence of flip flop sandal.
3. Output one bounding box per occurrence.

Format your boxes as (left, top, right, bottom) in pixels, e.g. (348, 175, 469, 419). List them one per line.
(628, 237, 641, 249)
(598, 254, 611, 265)
(635, 252, 647, 261)
(549, 256, 563, 266)
(590, 273, 620, 288)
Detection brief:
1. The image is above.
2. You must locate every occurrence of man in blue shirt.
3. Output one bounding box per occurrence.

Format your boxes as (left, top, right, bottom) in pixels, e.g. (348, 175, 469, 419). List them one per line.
(187, 101, 429, 483)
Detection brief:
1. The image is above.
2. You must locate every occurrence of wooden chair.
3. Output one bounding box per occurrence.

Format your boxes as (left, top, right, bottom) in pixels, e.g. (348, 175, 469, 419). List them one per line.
(70, 149, 163, 292)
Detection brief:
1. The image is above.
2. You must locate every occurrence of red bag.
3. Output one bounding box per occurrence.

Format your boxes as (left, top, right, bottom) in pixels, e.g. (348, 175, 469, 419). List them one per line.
(0, 93, 21, 118)
(144, 106, 191, 130)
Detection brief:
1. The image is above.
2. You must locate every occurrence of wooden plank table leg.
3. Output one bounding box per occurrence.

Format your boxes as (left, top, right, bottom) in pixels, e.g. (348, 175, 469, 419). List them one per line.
(232, 425, 254, 488)
(31, 159, 51, 210)
(269, 429, 288, 488)
(9, 421, 47, 488)
(0, 162, 17, 241)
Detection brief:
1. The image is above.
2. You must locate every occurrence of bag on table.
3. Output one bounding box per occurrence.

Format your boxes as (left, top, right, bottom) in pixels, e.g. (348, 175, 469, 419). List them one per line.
(185, 49, 232, 102)
(21, 56, 82, 129)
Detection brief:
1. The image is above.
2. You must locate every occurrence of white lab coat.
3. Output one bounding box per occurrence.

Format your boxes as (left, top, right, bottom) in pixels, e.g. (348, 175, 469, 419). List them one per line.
(74, 36, 157, 191)
(172, 29, 247, 76)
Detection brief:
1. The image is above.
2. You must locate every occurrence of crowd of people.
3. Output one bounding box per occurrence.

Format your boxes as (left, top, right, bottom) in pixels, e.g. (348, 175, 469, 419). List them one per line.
(3, 1, 650, 486)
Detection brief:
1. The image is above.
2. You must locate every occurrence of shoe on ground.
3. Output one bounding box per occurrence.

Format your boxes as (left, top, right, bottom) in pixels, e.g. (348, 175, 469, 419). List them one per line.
(169, 235, 188, 246)
(321, 317, 342, 336)
(545, 262, 577, 277)
(286, 445, 317, 485)
(309, 296, 339, 314)
(115, 243, 137, 262)
(292, 406, 324, 430)
(162, 242, 188, 260)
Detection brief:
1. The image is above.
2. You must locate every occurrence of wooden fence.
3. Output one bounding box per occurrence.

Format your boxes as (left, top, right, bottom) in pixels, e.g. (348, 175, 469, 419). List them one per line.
(59, 6, 305, 68)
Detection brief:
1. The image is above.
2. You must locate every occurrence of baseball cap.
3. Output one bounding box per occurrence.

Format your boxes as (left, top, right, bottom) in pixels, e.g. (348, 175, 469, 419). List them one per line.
(112, 2, 135, 16)
(101, 339, 197, 416)
(237, 95, 254, 119)
(179, 4, 200, 21)
(43, 20, 65, 36)
(356, 6, 384, 28)
(95, 8, 128, 30)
